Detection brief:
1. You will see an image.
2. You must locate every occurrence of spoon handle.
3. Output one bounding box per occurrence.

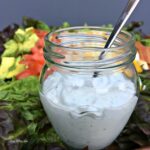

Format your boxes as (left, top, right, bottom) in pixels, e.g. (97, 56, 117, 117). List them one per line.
(94, 0, 141, 77)
(104, 0, 141, 49)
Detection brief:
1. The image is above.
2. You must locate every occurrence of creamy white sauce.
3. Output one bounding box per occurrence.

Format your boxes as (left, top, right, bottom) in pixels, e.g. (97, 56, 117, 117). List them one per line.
(40, 72, 138, 150)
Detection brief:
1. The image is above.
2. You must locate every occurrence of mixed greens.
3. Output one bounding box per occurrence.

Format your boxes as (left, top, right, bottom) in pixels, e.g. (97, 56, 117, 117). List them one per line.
(0, 76, 63, 150)
(0, 17, 149, 150)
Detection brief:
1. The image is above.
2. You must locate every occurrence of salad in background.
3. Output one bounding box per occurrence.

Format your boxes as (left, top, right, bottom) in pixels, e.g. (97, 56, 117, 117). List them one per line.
(0, 19, 149, 81)
(0, 17, 149, 150)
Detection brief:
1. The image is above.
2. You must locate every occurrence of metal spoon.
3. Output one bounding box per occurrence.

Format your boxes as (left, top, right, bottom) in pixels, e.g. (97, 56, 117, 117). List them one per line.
(103, 0, 141, 50)
(93, 0, 141, 77)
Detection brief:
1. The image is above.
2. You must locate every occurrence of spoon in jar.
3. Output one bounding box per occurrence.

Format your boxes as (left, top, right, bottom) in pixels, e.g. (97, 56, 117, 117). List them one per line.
(93, 0, 141, 77)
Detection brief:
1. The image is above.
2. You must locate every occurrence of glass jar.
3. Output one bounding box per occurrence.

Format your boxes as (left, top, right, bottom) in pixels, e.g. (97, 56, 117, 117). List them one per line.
(39, 27, 139, 150)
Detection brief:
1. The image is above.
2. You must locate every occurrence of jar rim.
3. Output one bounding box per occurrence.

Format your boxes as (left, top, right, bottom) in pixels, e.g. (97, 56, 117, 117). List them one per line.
(45, 26, 135, 51)
(44, 26, 136, 71)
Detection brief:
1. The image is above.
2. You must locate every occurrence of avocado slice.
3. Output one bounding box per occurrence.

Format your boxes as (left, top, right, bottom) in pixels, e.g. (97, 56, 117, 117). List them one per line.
(2, 40, 18, 57)
(0, 57, 15, 79)
(0, 57, 25, 79)
(6, 57, 25, 78)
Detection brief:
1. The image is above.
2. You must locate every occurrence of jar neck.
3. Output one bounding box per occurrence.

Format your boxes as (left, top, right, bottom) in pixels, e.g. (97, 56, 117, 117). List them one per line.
(44, 26, 136, 73)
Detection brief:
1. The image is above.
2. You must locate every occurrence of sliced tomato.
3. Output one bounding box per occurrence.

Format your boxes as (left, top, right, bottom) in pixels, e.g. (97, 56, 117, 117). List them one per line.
(16, 69, 36, 80)
(36, 39, 45, 49)
(23, 53, 44, 63)
(135, 41, 150, 63)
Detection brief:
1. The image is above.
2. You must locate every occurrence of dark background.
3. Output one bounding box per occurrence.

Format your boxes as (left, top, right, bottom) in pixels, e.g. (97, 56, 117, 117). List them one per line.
(0, 0, 149, 32)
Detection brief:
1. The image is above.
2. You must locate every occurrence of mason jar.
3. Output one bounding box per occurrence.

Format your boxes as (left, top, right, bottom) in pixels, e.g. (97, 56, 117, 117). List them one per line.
(39, 27, 139, 150)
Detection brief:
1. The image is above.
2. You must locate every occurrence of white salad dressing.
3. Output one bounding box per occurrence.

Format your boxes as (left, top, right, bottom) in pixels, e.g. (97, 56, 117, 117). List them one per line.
(40, 72, 138, 150)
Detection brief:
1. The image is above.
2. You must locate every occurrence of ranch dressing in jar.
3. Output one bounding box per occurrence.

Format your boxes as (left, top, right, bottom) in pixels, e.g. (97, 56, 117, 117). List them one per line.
(40, 27, 138, 150)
